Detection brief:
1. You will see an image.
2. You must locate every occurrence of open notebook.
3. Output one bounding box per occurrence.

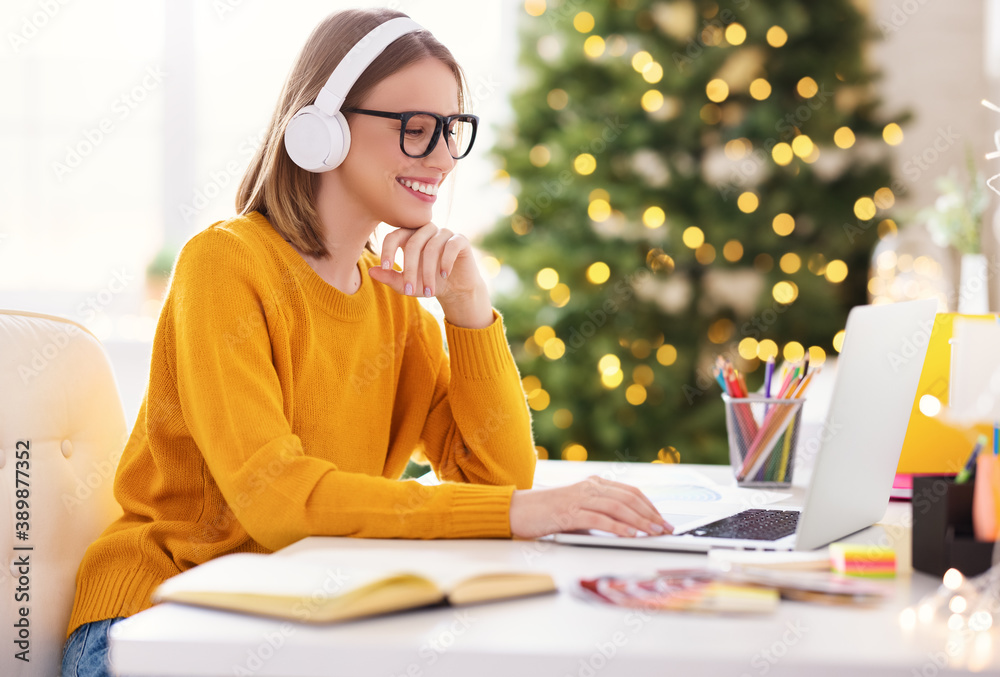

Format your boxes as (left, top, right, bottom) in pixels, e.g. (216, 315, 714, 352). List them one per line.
(152, 549, 556, 623)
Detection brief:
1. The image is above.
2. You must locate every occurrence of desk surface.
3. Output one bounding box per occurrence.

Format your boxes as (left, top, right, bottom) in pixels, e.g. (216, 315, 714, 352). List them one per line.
(109, 462, 996, 676)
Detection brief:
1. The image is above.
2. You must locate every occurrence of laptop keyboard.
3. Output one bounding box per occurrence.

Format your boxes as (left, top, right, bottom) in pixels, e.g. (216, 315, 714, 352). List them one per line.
(687, 509, 800, 541)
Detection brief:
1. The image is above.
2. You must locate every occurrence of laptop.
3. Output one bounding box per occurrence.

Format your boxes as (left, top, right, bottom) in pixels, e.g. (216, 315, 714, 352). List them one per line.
(554, 298, 937, 552)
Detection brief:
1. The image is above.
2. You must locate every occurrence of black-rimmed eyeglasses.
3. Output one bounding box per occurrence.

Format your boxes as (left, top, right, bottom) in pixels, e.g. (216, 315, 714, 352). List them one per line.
(343, 108, 479, 160)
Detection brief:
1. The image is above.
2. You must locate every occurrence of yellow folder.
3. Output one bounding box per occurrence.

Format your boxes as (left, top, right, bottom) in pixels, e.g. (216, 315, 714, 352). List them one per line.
(897, 313, 997, 474)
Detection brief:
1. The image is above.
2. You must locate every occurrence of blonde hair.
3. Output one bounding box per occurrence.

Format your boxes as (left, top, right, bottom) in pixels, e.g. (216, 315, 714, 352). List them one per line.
(236, 9, 468, 258)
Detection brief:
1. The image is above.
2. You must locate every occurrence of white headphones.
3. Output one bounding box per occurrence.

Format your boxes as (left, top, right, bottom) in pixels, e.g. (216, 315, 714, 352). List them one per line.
(284, 17, 424, 173)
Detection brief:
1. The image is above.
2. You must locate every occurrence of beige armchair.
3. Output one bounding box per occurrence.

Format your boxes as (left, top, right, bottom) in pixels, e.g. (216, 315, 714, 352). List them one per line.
(0, 310, 126, 676)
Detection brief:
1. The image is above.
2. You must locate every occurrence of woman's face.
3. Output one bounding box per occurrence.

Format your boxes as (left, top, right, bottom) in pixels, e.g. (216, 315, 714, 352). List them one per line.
(336, 57, 460, 230)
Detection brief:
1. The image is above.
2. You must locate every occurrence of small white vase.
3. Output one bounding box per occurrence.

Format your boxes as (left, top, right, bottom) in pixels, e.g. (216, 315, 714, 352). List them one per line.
(957, 253, 989, 314)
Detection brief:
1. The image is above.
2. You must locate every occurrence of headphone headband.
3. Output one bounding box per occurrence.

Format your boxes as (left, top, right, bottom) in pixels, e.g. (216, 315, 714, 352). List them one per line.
(314, 17, 424, 115)
(284, 16, 425, 173)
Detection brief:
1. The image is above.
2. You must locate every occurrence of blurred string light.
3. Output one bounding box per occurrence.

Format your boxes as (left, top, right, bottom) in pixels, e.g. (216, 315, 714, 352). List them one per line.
(725, 23, 746, 45)
(723, 240, 743, 261)
(749, 78, 771, 100)
(583, 35, 605, 58)
(642, 89, 664, 112)
(573, 11, 594, 32)
(524, 0, 545, 17)
(832, 330, 845, 352)
(756, 339, 778, 361)
(529, 144, 551, 167)
(574, 153, 596, 175)
(553, 408, 573, 428)
(899, 566, 1000, 668)
(547, 88, 568, 110)
(696, 243, 716, 264)
(854, 196, 877, 220)
(588, 198, 611, 221)
(772, 142, 793, 165)
(868, 235, 946, 307)
(480, 255, 501, 278)
(791, 135, 814, 158)
(682, 226, 705, 248)
(780, 253, 801, 273)
(883, 122, 904, 145)
(796, 77, 818, 98)
(632, 50, 652, 72)
(536, 267, 558, 289)
(737, 192, 759, 213)
(766, 25, 788, 47)
(586, 261, 610, 284)
(706, 78, 729, 103)
(643, 205, 666, 228)
(642, 61, 664, 83)
(656, 344, 678, 365)
(834, 126, 856, 149)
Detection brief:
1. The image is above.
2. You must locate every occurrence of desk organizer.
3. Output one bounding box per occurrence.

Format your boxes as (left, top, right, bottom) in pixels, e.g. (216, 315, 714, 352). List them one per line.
(723, 394, 804, 488)
(911, 475, 995, 577)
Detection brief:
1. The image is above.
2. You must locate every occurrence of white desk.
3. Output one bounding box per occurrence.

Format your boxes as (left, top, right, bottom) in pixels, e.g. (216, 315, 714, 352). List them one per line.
(109, 461, 996, 676)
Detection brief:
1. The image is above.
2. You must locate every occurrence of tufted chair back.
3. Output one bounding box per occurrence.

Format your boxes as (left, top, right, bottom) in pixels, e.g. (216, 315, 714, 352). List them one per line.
(0, 310, 126, 676)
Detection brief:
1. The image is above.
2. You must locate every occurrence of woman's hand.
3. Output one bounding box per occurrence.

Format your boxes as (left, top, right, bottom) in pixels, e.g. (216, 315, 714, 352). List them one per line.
(368, 222, 494, 329)
(508, 476, 674, 539)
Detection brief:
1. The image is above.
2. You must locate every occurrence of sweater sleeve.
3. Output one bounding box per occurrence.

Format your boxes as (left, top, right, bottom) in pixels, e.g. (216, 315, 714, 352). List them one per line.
(168, 230, 518, 550)
(410, 304, 537, 489)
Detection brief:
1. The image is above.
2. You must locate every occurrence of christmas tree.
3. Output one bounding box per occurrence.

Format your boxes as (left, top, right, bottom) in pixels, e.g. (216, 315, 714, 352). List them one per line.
(480, 0, 904, 464)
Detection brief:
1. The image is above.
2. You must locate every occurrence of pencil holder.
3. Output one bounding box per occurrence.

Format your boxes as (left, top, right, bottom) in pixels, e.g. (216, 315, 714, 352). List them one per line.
(723, 394, 805, 488)
(911, 476, 994, 577)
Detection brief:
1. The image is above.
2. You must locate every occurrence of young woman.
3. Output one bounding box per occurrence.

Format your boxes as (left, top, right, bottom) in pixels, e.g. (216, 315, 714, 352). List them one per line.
(61, 9, 671, 676)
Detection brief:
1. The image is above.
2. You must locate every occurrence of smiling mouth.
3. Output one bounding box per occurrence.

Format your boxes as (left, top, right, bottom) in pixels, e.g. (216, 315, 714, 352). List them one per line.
(396, 178, 439, 196)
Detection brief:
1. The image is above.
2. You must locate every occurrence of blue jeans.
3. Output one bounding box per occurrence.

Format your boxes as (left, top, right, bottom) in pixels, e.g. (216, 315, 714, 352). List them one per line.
(61, 617, 125, 677)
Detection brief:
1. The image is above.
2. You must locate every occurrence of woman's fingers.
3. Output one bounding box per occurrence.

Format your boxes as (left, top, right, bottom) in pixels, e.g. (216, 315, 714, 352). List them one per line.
(399, 225, 439, 295)
(438, 234, 467, 284)
(420, 228, 453, 296)
(574, 510, 641, 538)
(579, 496, 656, 535)
(508, 483, 675, 539)
(580, 477, 671, 533)
(379, 227, 415, 273)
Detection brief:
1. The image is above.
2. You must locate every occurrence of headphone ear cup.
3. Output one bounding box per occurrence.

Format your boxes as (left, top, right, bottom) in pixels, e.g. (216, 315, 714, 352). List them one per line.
(284, 106, 352, 172)
(326, 111, 351, 169)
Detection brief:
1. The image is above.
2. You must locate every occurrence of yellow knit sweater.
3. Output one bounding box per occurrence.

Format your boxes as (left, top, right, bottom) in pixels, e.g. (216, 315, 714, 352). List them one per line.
(67, 211, 536, 637)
